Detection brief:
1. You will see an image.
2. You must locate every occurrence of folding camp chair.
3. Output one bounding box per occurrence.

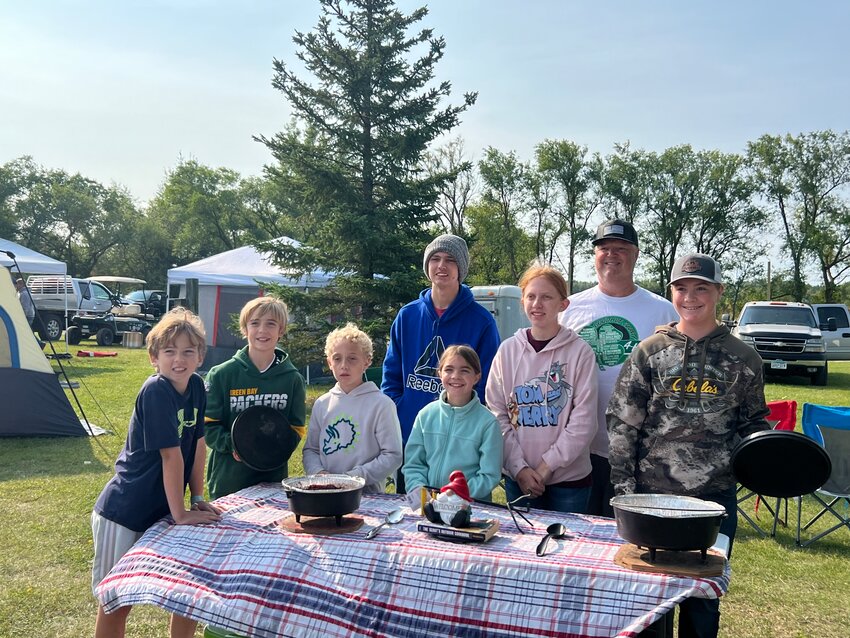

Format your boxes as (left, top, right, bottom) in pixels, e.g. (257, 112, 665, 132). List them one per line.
(755, 401, 797, 523)
(736, 400, 797, 536)
(798, 403, 850, 547)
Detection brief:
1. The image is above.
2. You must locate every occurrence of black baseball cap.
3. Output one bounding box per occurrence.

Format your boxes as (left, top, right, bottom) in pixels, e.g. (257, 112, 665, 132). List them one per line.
(592, 219, 638, 247)
(669, 254, 723, 285)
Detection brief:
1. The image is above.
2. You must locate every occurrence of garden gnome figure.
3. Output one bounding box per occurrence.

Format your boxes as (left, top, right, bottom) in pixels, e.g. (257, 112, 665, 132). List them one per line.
(423, 470, 473, 527)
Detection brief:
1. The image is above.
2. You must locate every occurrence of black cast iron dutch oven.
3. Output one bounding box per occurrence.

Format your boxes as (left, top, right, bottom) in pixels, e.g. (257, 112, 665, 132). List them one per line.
(610, 494, 727, 562)
(281, 474, 366, 525)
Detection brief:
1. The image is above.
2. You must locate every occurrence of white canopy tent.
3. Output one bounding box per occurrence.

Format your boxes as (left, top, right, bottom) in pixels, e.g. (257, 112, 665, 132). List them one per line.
(0, 238, 67, 276)
(167, 237, 334, 288)
(167, 237, 335, 370)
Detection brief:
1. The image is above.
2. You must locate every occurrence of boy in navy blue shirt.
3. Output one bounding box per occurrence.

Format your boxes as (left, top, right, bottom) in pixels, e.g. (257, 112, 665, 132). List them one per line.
(92, 308, 219, 638)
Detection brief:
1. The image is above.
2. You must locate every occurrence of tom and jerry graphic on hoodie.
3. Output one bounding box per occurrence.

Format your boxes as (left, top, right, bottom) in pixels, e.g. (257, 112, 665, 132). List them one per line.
(487, 327, 598, 485)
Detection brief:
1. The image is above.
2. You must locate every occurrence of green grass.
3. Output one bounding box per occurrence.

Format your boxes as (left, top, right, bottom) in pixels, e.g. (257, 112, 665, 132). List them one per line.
(0, 346, 848, 636)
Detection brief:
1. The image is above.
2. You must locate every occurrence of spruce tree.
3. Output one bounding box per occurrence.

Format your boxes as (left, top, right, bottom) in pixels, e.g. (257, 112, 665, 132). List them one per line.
(257, 0, 475, 363)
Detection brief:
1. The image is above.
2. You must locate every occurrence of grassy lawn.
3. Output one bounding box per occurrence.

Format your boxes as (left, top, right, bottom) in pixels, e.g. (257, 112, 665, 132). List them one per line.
(0, 345, 848, 636)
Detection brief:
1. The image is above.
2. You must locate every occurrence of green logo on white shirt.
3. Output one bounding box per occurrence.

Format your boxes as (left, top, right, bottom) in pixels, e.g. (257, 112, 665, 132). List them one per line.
(577, 316, 640, 370)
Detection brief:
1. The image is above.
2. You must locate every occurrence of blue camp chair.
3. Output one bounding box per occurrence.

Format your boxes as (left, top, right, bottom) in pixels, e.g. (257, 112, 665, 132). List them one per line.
(798, 403, 850, 547)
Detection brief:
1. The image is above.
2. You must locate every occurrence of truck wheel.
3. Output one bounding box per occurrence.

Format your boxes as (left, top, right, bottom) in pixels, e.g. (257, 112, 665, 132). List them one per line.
(96, 327, 115, 346)
(812, 363, 828, 386)
(66, 326, 82, 345)
(140, 325, 151, 345)
(38, 314, 64, 341)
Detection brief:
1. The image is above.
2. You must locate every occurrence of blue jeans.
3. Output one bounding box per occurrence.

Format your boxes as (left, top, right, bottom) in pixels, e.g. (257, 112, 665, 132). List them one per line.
(505, 477, 591, 514)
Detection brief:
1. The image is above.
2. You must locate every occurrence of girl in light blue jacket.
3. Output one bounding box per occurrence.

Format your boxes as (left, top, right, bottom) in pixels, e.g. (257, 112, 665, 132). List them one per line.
(403, 346, 503, 508)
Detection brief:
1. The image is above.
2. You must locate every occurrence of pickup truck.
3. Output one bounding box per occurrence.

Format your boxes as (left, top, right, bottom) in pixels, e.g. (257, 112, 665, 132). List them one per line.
(731, 301, 830, 386)
(26, 276, 117, 341)
(810, 304, 850, 360)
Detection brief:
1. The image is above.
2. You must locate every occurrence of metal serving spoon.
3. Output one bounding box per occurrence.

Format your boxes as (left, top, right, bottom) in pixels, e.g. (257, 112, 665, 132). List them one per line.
(365, 508, 404, 539)
(536, 523, 568, 556)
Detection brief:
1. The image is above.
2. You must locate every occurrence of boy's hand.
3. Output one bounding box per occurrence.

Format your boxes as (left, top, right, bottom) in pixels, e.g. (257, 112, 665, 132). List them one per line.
(232, 450, 243, 462)
(173, 508, 220, 526)
(191, 500, 222, 515)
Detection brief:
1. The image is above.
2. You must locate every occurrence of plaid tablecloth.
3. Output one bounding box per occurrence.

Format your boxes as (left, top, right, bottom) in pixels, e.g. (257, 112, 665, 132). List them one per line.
(96, 485, 729, 638)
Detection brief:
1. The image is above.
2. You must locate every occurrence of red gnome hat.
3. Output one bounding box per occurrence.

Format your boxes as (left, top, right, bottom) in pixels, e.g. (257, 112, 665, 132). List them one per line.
(441, 470, 472, 502)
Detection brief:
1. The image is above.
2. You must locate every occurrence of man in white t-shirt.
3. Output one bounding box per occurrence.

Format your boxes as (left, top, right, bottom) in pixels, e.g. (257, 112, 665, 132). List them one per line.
(559, 219, 678, 517)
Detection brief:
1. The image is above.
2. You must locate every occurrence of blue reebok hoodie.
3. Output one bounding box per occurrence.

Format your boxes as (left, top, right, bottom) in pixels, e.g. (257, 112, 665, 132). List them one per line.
(381, 285, 501, 443)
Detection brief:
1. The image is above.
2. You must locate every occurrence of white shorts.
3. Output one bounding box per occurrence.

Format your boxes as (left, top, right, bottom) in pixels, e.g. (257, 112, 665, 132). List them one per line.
(91, 511, 143, 595)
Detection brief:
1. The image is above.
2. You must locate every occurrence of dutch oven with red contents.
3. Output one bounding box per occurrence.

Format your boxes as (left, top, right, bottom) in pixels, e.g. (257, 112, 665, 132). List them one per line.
(282, 474, 366, 525)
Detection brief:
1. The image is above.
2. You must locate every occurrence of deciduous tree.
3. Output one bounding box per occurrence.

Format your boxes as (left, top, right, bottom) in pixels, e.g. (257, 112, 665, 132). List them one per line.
(534, 139, 603, 292)
(424, 136, 477, 236)
(748, 131, 850, 301)
(476, 147, 529, 282)
(1, 157, 138, 277)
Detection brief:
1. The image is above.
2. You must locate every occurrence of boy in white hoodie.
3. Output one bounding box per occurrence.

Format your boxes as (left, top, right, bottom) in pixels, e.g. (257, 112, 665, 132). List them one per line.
(303, 323, 403, 493)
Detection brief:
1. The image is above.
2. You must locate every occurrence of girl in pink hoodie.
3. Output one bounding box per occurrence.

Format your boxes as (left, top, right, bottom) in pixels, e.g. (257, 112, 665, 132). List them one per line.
(486, 264, 598, 513)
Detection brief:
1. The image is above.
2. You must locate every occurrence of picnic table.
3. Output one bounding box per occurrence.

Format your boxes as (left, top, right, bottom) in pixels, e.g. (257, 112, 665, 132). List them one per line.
(96, 484, 729, 637)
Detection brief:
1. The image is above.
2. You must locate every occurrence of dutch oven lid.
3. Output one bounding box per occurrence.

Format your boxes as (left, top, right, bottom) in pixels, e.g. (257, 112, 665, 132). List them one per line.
(610, 494, 727, 518)
(732, 430, 832, 498)
(231, 405, 292, 471)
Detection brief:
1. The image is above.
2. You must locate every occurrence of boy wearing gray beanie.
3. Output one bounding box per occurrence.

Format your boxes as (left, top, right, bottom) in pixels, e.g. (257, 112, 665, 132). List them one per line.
(382, 233, 500, 494)
(422, 234, 470, 284)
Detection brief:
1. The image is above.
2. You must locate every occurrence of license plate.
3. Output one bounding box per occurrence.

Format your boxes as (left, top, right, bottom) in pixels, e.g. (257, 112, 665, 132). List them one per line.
(771, 360, 787, 370)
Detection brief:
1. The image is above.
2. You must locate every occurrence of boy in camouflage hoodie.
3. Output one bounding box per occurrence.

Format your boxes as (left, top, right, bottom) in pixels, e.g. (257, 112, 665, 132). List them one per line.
(607, 254, 769, 638)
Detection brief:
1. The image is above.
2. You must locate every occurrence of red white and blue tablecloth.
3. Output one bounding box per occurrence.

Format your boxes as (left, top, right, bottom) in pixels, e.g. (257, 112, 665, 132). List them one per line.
(96, 484, 729, 638)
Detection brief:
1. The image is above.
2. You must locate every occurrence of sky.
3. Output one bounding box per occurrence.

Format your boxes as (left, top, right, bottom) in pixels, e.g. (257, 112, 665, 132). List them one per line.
(2, 0, 849, 209)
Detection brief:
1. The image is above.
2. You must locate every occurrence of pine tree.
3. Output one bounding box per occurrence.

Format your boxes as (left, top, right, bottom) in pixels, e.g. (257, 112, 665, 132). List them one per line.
(257, 0, 475, 363)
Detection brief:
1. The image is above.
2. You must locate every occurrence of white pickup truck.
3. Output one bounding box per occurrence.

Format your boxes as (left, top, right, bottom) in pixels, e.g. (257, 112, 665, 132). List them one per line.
(810, 304, 850, 360)
(26, 276, 116, 341)
(731, 301, 831, 385)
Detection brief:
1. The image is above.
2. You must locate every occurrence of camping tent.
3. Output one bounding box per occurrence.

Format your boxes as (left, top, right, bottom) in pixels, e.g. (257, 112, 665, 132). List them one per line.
(0, 238, 67, 275)
(0, 273, 86, 436)
(2, 238, 71, 346)
(167, 237, 334, 369)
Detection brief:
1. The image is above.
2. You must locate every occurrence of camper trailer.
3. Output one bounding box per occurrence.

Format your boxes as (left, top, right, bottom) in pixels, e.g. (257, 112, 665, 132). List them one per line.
(471, 285, 529, 341)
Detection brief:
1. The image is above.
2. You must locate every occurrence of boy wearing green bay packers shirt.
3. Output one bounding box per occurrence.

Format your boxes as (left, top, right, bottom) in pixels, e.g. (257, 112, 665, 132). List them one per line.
(204, 297, 306, 499)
